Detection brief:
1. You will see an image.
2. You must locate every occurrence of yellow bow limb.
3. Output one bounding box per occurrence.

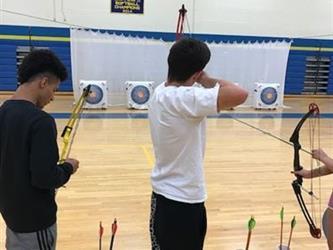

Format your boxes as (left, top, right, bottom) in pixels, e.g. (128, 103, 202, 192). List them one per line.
(59, 85, 91, 164)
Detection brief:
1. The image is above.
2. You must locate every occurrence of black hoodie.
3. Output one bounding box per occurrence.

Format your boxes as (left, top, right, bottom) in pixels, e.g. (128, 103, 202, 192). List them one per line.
(0, 100, 73, 232)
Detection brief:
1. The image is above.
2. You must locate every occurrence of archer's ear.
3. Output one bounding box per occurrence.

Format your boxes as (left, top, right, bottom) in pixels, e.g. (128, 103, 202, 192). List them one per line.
(39, 76, 48, 88)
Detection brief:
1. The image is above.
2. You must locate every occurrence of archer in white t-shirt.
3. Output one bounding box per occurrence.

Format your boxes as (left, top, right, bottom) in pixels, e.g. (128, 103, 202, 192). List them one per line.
(148, 37, 248, 250)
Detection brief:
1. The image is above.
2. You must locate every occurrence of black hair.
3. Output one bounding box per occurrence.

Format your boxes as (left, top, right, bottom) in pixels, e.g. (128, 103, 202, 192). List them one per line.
(18, 49, 68, 84)
(167, 38, 211, 82)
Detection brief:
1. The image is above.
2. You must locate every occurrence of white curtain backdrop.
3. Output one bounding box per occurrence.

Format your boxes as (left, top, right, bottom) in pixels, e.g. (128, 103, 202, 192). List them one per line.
(70, 29, 170, 105)
(70, 29, 291, 107)
(206, 41, 291, 106)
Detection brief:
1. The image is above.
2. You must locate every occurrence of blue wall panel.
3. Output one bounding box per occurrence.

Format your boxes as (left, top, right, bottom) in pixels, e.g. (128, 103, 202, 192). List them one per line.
(0, 25, 71, 91)
(284, 49, 333, 94)
(328, 56, 333, 94)
(0, 44, 17, 90)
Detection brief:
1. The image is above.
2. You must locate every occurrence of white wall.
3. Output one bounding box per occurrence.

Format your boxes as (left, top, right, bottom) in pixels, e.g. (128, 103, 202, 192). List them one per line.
(195, 0, 333, 38)
(0, 0, 332, 38)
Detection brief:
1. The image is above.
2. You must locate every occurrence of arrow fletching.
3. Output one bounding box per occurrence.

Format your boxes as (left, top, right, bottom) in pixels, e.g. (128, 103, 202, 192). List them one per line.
(280, 206, 284, 221)
(291, 216, 296, 229)
(248, 216, 256, 231)
(99, 221, 104, 237)
(112, 218, 117, 235)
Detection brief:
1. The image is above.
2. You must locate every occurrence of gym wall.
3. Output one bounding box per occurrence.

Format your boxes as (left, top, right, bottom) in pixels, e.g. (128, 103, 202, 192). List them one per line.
(0, 0, 332, 93)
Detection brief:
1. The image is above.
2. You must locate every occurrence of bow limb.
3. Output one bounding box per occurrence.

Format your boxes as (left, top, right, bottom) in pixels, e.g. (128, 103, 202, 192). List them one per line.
(292, 180, 321, 238)
(289, 104, 318, 183)
(59, 85, 91, 163)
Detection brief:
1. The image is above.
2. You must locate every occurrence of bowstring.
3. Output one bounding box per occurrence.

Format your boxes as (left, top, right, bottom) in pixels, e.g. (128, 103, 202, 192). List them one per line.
(308, 111, 321, 228)
(318, 111, 322, 229)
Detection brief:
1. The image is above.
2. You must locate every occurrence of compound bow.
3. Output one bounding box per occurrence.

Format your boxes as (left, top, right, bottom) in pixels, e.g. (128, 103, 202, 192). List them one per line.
(289, 103, 321, 238)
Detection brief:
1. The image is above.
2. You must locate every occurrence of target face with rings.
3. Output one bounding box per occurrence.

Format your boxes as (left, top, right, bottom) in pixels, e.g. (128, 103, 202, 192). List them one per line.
(260, 87, 278, 105)
(86, 84, 104, 104)
(131, 85, 150, 105)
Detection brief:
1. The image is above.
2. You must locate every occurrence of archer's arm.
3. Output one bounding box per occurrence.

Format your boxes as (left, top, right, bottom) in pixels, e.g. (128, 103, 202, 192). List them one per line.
(196, 71, 248, 111)
(312, 148, 333, 176)
(293, 148, 333, 179)
(29, 116, 74, 189)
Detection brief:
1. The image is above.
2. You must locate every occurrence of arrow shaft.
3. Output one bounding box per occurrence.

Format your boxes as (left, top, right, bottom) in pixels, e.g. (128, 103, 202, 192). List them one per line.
(280, 221, 283, 248)
(110, 235, 115, 250)
(245, 230, 252, 250)
(288, 228, 294, 247)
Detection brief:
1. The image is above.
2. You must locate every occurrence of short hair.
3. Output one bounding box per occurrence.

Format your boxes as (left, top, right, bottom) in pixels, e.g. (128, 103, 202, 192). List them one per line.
(18, 49, 68, 84)
(167, 38, 211, 82)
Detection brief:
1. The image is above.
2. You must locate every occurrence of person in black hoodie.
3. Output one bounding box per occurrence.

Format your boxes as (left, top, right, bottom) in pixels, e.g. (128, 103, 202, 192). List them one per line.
(0, 49, 79, 250)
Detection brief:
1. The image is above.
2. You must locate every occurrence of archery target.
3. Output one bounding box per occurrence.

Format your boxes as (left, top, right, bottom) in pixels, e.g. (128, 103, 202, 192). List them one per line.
(86, 84, 104, 105)
(260, 87, 278, 105)
(126, 81, 154, 109)
(79, 80, 108, 109)
(253, 83, 280, 109)
(131, 85, 151, 105)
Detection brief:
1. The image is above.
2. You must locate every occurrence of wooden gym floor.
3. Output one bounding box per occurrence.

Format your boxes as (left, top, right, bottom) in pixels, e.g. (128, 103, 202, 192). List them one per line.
(0, 94, 332, 250)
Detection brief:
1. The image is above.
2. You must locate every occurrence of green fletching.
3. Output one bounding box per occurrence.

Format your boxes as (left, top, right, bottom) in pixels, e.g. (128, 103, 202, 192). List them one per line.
(291, 216, 296, 228)
(248, 216, 256, 230)
(280, 206, 284, 221)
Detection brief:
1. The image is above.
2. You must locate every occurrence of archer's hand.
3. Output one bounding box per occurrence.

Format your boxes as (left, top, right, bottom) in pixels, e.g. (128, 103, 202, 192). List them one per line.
(65, 158, 79, 174)
(196, 71, 217, 88)
(291, 169, 312, 179)
(196, 71, 209, 86)
(312, 148, 328, 162)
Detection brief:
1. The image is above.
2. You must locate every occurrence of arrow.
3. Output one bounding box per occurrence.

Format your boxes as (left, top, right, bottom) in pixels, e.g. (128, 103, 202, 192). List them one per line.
(287, 216, 296, 248)
(99, 221, 104, 250)
(110, 218, 117, 250)
(245, 216, 256, 250)
(280, 206, 284, 250)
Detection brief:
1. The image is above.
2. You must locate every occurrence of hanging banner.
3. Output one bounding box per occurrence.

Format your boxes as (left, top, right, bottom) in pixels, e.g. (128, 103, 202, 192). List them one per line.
(111, 0, 144, 14)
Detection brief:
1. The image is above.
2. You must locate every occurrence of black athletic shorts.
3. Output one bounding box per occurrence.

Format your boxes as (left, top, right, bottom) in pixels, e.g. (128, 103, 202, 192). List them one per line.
(150, 192, 207, 250)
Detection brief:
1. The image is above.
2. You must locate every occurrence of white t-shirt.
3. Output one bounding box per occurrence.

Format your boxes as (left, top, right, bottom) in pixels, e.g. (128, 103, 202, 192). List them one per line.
(148, 82, 219, 203)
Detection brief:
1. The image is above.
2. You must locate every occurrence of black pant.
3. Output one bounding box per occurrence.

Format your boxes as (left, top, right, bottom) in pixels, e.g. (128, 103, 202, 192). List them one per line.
(150, 192, 207, 250)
